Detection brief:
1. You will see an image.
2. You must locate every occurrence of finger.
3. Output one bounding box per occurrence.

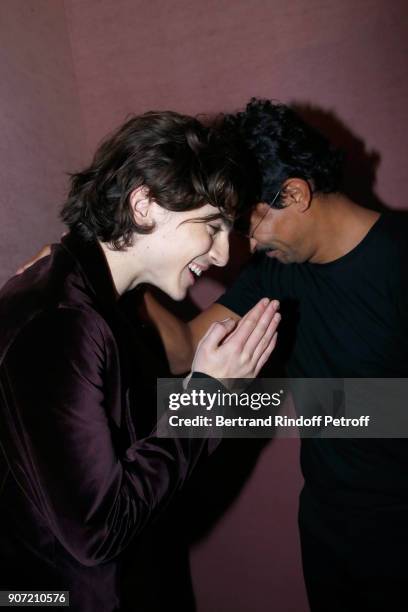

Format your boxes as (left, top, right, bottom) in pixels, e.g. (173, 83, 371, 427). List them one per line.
(16, 261, 36, 275)
(237, 299, 279, 329)
(242, 302, 280, 357)
(222, 300, 271, 344)
(251, 312, 281, 365)
(256, 332, 278, 373)
(32, 245, 51, 259)
(254, 332, 278, 376)
(198, 318, 233, 345)
(15, 245, 51, 275)
(198, 318, 236, 350)
(224, 298, 272, 346)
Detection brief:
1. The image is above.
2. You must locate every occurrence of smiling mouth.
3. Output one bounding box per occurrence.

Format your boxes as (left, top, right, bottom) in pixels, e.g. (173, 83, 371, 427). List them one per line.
(188, 262, 208, 277)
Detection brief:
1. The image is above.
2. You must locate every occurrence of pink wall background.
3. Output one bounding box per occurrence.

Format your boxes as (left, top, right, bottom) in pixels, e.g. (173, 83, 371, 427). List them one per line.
(0, 0, 85, 287)
(2, 1, 408, 610)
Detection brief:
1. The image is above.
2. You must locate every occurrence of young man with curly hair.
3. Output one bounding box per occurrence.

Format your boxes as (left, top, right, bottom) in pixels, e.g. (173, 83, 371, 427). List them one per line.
(0, 110, 279, 611)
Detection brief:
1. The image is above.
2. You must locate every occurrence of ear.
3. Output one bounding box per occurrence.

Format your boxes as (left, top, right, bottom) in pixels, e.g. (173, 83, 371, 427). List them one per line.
(129, 186, 154, 227)
(281, 178, 313, 212)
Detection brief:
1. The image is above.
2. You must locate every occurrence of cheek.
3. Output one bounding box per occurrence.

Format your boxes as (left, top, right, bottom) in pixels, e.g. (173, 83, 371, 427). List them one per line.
(277, 218, 296, 243)
(169, 230, 210, 271)
(187, 228, 213, 254)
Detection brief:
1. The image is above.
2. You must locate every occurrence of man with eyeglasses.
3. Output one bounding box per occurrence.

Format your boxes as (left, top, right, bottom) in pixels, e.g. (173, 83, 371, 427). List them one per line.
(144, 99, 408, 611)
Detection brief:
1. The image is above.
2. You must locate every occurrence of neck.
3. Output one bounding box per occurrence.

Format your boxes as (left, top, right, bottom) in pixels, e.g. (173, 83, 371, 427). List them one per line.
(308, 194, 381, 264)
(99, 241, 144, 296)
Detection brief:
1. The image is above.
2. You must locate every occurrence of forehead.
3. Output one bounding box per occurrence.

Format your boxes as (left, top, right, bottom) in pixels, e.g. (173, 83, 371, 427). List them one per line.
(251, 202, 296, 222)
(234, 202, 270, 232)
(186, 203, 221, 218)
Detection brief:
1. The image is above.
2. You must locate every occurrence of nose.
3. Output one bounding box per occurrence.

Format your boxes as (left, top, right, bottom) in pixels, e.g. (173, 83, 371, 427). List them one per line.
(209, 232, 229, 267)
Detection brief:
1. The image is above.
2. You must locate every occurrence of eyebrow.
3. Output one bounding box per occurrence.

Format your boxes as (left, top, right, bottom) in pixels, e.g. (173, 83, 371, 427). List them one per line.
(190, 213, 233, 228)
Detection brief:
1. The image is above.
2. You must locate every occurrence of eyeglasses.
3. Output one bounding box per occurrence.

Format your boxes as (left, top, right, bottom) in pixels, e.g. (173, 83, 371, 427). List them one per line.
(247, 189, 281, 239)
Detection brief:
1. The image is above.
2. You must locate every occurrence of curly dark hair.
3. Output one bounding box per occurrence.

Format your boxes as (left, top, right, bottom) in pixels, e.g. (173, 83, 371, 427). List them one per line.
(222, 98, 345, 209)
(61, 111, 247, 249)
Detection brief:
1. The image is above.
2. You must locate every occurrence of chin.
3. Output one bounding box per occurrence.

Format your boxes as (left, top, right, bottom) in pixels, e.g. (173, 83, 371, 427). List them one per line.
(163, 285, 187, 301)
(172, 290, 187, 301)
(154, 273, 190, 301)
(273, 250, 295, 264)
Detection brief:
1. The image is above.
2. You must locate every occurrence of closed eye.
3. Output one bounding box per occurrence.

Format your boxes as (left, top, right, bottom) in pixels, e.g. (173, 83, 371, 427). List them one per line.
(208, 224, 222, 236)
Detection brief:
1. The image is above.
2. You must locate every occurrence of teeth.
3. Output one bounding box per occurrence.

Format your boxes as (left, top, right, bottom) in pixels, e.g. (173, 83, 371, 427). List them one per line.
(188, 263, 202, 277)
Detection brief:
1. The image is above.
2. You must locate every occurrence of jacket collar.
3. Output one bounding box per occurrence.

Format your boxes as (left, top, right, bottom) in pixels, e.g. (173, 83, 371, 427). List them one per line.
(60, 232, 118, 311)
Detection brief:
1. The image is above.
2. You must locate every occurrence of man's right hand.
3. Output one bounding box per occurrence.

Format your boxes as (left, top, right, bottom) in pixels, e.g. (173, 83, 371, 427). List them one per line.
(16, 244, 52, 275)
(191, 298, 280, 380)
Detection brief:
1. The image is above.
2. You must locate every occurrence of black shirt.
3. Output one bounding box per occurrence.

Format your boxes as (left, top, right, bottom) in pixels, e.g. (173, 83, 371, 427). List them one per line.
(217, 212, 408, 505)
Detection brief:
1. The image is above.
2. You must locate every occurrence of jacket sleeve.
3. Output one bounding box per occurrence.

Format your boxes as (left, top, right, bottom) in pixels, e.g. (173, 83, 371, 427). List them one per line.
(0, 307, 217, 566)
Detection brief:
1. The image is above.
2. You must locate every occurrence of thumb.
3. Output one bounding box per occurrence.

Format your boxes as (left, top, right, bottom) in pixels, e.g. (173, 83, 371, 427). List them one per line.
(202, 318, 236, 349)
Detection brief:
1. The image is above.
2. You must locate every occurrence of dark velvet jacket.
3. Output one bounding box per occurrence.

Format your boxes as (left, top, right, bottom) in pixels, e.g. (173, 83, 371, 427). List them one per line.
(0, 233, 211, 611)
